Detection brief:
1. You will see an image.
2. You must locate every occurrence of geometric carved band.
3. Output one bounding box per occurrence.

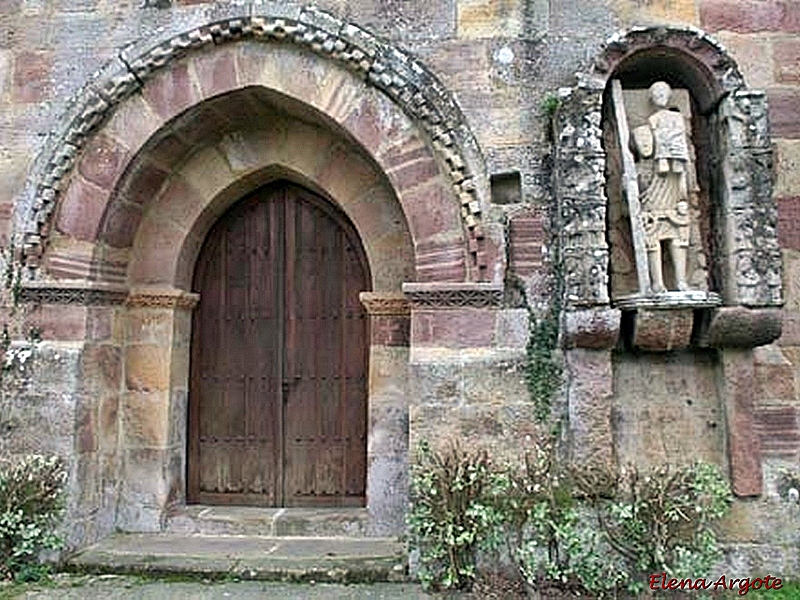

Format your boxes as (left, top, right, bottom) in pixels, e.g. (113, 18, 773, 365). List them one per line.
(19, 282, 129, 305)
(18, 282, 200, 310)
(401, 282, 503, 309)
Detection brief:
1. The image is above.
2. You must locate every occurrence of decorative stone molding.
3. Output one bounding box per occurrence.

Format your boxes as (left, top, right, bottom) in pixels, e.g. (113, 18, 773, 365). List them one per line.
(126, 288, 200, 310)
(359, 292, 410, 316)
(553, 83, 610, 309)
(20, 7, 484, 270)
(19, 281, 129, 305)
(402, 282, 503, 309)
(712, 91, 782, 307)
(589, 26, 744, 112)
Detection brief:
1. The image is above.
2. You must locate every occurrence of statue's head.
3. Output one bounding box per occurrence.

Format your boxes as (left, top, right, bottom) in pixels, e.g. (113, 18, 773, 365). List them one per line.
(649, 81, 672, 108)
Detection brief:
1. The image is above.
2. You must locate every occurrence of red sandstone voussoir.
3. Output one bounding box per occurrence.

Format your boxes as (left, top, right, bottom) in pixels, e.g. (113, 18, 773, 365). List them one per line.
(141, 61, 202, 121)
(99, 200, 143, 249)
(190, 45, 239, 98)
(56, 175, 111, 242)
(78, 133, 130, 191)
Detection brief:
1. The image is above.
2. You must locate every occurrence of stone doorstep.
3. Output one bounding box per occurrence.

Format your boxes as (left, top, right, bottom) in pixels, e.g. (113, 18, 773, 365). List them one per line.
(166, 506, 371, 537)
(67, 533, 407, 583)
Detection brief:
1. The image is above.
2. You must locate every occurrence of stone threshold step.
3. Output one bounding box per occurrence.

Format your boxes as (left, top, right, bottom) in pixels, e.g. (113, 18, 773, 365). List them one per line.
(166, 506, 370, 538)
(67, 533, 407, 584)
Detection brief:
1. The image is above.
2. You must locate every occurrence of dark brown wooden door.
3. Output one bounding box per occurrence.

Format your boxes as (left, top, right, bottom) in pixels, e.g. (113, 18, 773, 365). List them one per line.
(188, 181, 369, 507)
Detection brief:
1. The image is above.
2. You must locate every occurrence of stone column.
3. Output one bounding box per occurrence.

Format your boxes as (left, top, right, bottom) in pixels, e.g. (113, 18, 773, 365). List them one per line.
(359, 292, 410, 536)
(118, 287, 198, 532)
(562, 308, 621, 468)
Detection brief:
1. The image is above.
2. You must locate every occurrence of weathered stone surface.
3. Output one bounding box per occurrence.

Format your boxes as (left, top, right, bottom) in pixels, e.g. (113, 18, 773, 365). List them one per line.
(124, 345, 171, 392)
(768, 87, 800, 139)
(775, 139, 800, 199)
(12, 50, 53, 103)
(612, 350, 725, 470)
(719, 349, 763, 497)
(700, 0, 793, 33)
(567, 349, 614, 468)
(699, 307, 783, 348)
(632, 308, 694, 351)
(562, 308, 621, 349)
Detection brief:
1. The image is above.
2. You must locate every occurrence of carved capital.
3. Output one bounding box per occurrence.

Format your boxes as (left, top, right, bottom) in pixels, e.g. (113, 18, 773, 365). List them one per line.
(359, 292, 410, 316)
(126, 287, 199, 310)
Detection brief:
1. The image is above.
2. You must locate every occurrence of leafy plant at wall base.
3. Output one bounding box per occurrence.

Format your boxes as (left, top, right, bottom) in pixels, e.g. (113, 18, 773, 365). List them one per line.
(407, 441, 507, 591)
(574, 461, 733, 583)
(0, 456, 67, 582)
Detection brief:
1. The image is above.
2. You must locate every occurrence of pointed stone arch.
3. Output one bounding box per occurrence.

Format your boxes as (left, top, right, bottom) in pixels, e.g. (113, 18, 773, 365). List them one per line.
(18, 6, 496, 284)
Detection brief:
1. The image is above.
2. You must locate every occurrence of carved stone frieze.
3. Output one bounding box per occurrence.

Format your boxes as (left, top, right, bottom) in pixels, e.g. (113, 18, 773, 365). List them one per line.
(19, 282, 128, 305)
(402, 282, 503, 309)
(712, 91, 782, 307)
(20, 7, 484, 271)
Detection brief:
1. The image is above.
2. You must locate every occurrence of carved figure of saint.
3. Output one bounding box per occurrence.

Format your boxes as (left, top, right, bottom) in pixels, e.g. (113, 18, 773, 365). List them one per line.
(632, 81, 692, 293)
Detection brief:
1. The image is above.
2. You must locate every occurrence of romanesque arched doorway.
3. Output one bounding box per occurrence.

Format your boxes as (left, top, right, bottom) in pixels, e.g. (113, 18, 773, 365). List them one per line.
(187, 180, 371, 507)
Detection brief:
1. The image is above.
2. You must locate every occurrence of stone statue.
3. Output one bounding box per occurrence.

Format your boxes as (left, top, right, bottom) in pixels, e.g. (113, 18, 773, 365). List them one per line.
(610, 79, 699, 297)
(632, 81, 693, 293)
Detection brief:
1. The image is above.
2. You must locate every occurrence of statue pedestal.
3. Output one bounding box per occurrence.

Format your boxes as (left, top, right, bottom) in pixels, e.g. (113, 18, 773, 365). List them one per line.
(615, 291, 722, 351)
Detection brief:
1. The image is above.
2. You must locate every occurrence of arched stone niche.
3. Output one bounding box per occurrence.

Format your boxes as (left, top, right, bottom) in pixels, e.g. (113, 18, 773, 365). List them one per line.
(555, 26, 783, 353)
(554, 27, 784, 499)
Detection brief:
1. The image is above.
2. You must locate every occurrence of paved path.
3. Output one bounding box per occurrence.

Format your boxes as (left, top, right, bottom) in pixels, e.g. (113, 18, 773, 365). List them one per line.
(2, 575, 450, 600)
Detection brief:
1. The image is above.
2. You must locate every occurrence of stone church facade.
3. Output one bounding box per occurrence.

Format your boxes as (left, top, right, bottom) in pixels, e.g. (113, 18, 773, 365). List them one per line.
(0, 0, 798, 576)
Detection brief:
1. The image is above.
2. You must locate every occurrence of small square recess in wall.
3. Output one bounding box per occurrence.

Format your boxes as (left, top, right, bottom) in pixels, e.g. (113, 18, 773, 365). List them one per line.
(490, 171, 522, 204)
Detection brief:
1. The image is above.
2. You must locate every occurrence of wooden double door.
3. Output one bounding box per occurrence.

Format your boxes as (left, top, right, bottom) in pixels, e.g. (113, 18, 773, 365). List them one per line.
(188, 181, 369, 507)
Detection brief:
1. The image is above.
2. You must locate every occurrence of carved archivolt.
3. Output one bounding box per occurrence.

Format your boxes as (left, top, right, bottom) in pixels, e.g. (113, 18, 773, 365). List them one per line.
(20, 6, 484, 267)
